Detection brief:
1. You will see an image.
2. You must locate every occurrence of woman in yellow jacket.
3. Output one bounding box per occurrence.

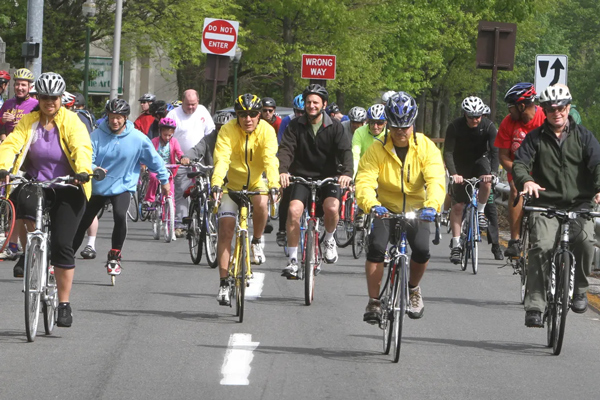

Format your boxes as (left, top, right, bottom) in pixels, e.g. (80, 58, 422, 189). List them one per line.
(0, 73, 92, 328)
(211, 94, 279, 306)
(356, 92, 445, 324)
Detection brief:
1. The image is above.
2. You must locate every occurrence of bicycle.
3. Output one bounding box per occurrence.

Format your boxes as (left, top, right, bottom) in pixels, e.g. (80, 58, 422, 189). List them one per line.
(505, 193, 532, 304)
(146, 164, 178, 243)
(9, 172, 104, 342)
(126, 191, 139, 222)
(351, 212, 371, 259)
(288, 176, 338, 305)
(0, 184, 16, 253)
(377, 209, 440, 362)
(183, 161, 217, 267)
(522, 205, 600, 355)
(137, 168, 150, 221)
(334, 186, 356, 248)
(215, 187, 271, 322)
(450, 177, 484, 274)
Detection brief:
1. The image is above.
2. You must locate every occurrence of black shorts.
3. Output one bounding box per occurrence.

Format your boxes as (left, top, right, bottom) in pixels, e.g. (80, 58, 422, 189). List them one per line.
(451, 155, 491, 204)
(289, 182, 340, 216)
(367, 217, 431, 264)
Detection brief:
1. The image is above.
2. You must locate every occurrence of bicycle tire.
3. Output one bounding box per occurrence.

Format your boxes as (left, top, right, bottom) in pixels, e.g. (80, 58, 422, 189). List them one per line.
(553, 252, 571, 355)
(392, 256, 408, 363)
(0, 198, 16, 253)
(205, 211, 218, 268)
(352, 228, 365, 259)
(304, 219, 316, 305)
(97, 204, 105, 219)
(163, 197, 175, 242)
(24, 239, 43, 342)
(520, 228, 529, 304)
(152, 205, 161, 240)
(236, 231, 248, 323)
(188, 205, 202, 264)
(127, 192, 139, 222)
(471, 208, 478, 275)
(381, 261, 395, 355)
(42, 283, 57, 335)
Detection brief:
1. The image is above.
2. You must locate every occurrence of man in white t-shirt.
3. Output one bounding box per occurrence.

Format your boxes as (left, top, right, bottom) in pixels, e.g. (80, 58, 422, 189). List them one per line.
(166, 89, 215, 236)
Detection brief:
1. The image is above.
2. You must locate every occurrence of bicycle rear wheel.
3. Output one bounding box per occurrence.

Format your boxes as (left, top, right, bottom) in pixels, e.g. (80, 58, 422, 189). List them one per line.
(352, 228, 365, 259)
(471, 208, 478, 274)
(553, 253, 571, 355)
(304, 220, 316, 305)
(152, 205, 162, 240)
(205, 210, 218, 268)
(163, 197, 175, 242)
(0, 198, 16, 253)
(188, 205, 202, 264)
(236, 232, 248, 323)
(127, 192, 139, 222)
(42, 286, 57, 335)
(24, 239, 43, 342)
(392, 257, 408, 363)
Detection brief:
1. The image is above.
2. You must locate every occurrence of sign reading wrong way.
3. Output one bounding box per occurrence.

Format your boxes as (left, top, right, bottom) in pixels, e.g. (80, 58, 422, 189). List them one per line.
(301, 54, 336, 80)
(535, 54, 568, 95)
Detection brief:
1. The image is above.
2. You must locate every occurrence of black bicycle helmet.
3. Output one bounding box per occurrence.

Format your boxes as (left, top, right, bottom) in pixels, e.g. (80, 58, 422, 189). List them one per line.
(105, 98, 131, 116)
(234, 94, 262, 111)
(504, 82, 536, 105)
(73, 92, 86, 107)
(302, 84, 329, 103)
(326, 102, 340, 115)
(262, 97, 276, 108)
(138, 93, 156, 102)
(149, 100, 169, 117)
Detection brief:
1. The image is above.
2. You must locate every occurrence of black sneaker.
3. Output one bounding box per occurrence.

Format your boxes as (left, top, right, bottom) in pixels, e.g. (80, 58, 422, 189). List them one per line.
(80, 245, 97, 259)
(504, 239, 520, 258)
(276, 231, 287, 247)
(572, 293, 588, 313)
(13, 256, 25, 278)
(57, 303, 73, 327)
(450, 246, 462, 264)
(525, 310, 543, 328)
(492, 244, 504, 261)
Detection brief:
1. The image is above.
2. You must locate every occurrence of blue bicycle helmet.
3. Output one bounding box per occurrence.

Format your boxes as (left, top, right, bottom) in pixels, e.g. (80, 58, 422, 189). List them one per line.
(367, 104, 386, 121)
(385, 92, 418, 128)
(293, 94, 304, 111)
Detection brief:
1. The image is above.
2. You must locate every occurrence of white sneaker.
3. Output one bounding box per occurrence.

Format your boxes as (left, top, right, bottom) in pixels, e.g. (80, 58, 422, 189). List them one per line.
(251, 242, 265, 264)
(281, 259, 299, 278)
(408, 286, 424, 319)
(217, 284, 230, 305)
(0, 247, 21, 261)
(323, 237, 338, 264)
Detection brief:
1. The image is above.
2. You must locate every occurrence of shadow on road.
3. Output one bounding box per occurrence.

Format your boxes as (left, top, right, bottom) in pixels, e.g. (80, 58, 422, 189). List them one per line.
(403, 336, 550, 356)
(80, 308, 233, 324)
(426, 296, 521, 309)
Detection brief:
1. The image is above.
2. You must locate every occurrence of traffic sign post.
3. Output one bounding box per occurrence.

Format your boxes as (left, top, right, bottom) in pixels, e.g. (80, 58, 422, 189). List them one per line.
(535, 55, 568, 95)
(301, 54, 336, 80)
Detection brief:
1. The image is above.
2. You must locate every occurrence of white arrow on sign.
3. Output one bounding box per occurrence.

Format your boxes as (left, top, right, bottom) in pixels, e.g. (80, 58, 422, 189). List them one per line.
(535, 54, 568, 95)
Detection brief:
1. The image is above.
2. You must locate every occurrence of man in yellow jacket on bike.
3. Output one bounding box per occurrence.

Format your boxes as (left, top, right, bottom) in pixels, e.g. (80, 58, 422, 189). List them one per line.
(356, 91, 445, 323)
(211, 94, 280, 306)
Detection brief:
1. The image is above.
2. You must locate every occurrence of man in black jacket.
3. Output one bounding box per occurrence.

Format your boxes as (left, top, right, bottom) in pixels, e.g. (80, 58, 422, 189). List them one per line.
(513, 84, 600, 327)
(444, 96, 502, 263)
(278, 84, 353, 278)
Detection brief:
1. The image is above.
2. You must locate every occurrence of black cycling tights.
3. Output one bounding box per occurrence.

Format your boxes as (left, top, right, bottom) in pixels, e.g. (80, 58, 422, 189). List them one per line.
(73, 192, 131, 253)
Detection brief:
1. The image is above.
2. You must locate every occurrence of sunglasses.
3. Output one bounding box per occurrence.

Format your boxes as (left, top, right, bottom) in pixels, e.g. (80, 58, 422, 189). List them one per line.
(466, 115, 482, 120)
(543, 105, 567, 114)
(237, 111, 260, 119)
(369, 120, 386, 126)
(39, 95, 60, 101)
(262, 108, 275, 113)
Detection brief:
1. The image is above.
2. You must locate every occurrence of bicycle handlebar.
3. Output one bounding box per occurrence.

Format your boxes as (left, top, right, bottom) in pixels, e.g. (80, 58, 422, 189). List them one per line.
(289, 175, 339, 187)
(523, 206, 600, 220)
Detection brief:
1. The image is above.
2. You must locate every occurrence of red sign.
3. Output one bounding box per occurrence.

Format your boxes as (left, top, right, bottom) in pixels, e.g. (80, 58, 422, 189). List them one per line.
(301, 54, 336, 80)
(201, 19, 239, 57)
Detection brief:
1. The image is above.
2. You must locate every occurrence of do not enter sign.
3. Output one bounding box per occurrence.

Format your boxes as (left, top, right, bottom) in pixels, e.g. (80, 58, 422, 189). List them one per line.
(201, 18, 239, 57)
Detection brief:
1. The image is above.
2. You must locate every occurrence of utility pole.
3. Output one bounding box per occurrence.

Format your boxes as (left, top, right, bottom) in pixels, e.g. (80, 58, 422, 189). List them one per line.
(24, 0, 44, 78)
(109, 0, 123, 99)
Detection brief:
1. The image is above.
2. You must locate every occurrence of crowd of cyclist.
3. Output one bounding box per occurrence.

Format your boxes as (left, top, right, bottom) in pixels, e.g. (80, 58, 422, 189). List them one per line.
(1, 65, 599, 333)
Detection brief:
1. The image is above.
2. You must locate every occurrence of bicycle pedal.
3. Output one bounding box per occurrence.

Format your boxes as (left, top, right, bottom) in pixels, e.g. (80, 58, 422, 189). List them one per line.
(182, 217, 192, 224)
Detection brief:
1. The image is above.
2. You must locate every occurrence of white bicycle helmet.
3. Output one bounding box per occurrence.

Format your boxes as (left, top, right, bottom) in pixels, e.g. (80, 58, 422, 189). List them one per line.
(483, 105, 491, 115)
(539, 84, 572, 107)
(62, 91, 76, 106)
(213, 112, 234, 126)
(461, 96, 486, 117)
(348, 106, 367, 122)
(381, 91, 397, 103)
(367, 104, 386, 121)
(35, 72, 66, 96)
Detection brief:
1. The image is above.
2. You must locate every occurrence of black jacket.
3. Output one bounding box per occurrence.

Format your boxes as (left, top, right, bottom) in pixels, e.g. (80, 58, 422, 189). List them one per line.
(185, 129, 218, 167)
(278, 112, 353, 179)
(513, 117, 600, 207)
(443, 116, 498, 175)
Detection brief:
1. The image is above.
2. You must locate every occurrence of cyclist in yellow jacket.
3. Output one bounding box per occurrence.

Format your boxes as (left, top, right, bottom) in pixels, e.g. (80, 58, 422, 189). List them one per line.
(356, 91, 445, 324)
(211, 94, 280, 306)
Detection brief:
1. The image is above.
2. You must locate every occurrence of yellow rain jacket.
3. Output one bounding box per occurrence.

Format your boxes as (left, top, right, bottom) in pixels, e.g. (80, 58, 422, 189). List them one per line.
(211, 119, 280, 191)
(0, 107, 93, 198)
(356, 132, 445, 214)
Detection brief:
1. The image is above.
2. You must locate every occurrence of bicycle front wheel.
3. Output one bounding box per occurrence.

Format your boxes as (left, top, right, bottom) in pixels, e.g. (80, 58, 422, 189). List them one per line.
(24, 239, 44, 342)
(520, 228, 529, 304)
(127, 192, 139, 222)
(304, 220, 316, 305)
(163, 197, 175, 242)
(205, 211, 218, 269)
(236, 231, 248, 323)
(460, 209, 471, 272)
(553, 252, 571, 355)
(0, 198, 16, 253)
(188, 205, 202, 264)
(471, 208, 478, 274)
(392, 257, 408, 363)
(381, 262, 395, 355)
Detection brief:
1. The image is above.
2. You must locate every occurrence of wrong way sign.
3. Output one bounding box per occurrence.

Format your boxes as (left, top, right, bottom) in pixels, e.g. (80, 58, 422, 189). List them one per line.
(535, 54, 568, 95)
(201, 18, 239, 57)
(301, 54, 336, 80)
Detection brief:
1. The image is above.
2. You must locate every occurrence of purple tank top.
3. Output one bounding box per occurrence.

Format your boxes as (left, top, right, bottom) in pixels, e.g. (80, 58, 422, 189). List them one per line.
(25, 123, 74, 181)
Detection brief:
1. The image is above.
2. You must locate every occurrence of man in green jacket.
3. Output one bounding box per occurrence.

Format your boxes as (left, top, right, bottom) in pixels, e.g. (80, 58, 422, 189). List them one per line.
(513, 84, 600, 328)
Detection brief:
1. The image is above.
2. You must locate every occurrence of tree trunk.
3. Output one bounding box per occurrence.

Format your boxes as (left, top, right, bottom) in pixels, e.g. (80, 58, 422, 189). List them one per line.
(431, 96, 440, 138)
(282, 17, 295, 106)
(335, 89, 345, 112)
(440, 91, 449, 139)
(416, 91, 427, 133)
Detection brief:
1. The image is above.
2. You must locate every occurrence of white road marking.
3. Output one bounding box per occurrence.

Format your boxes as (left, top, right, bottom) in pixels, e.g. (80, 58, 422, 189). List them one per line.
(220, 334, 260, 385)
(246, 272, 265, 300)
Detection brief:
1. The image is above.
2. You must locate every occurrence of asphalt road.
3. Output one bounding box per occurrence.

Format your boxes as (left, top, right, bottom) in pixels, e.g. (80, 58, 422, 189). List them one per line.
(2, 218, 600, 400)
